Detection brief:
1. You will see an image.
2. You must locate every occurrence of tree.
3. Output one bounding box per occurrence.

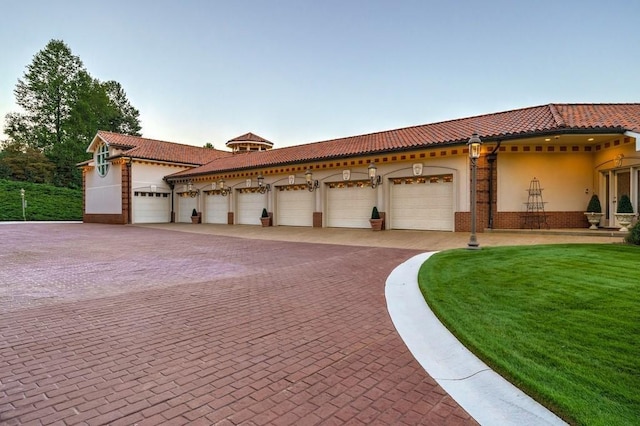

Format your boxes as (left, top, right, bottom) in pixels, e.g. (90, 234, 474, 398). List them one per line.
(3, 39, 142, 187)
(0, 140, 55, 183)
(103, 81, 141, 136)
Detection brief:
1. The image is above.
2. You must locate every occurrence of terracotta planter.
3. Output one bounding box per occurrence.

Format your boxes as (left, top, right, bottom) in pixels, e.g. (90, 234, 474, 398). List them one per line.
(370, 218, 383, 231)
(260, 217, 271, 227)
(191, 213, 201, 224)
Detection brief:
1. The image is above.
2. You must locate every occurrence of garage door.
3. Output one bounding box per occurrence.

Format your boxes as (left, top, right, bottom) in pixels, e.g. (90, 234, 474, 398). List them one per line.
(132, 191, 170, 223)
(177, 194, 198, 223)
(326, 181, 376, 228)
(237, 189, 265, 225)
(276, 185, 314, 226)
(390, 175, 454, 231)
(204, 191, 228, 224)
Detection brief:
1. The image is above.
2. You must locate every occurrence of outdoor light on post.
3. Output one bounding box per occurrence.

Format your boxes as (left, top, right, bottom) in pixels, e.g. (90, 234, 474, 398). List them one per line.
(467, 133, 482, 249)
(304, 169, 319, 192)
(20, 188, 26, 221)
(256, 173, 271, 194)
(368, 163, 381, 189)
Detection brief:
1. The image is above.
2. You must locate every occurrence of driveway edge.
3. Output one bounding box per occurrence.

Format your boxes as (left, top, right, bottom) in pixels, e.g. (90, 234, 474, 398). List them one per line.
(385, 252, 567, 426)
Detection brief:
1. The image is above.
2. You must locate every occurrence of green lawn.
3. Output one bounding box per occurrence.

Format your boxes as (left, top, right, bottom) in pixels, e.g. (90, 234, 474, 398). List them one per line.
(0, 179, 82, 221)
(418, 244, 640, 426)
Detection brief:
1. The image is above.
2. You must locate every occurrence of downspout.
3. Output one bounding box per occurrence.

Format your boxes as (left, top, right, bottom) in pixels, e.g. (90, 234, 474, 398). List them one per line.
(486, 141, 501, 229)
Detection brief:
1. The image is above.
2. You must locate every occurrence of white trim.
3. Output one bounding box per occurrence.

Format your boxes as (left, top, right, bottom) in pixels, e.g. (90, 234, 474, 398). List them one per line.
(624, 131, 640, 151)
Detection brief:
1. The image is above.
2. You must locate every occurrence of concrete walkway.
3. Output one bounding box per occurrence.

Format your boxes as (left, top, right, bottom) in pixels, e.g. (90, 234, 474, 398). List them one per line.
(0, 223, 622, 425)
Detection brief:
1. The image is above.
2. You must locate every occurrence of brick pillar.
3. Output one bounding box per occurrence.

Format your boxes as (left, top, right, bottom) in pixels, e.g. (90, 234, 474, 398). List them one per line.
(122, 161, 131, 224)
(82, 168, 87, 223)
(313, 212, 322, 228)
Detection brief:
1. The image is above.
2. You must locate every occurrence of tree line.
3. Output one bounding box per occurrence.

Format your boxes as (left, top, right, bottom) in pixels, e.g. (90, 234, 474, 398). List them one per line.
(0, 40, 142, 188)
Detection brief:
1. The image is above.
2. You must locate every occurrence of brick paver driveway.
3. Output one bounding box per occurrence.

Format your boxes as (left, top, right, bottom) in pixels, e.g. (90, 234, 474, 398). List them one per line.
(0, 223, 476, 425)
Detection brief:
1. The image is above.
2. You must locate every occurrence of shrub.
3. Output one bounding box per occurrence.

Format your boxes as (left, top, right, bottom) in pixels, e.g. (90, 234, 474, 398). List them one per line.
(371, 206, 380, 220)
(617, 195, 634, 213)
(192, 208, 198, 217)
(586, 194, 602, 213)
(261, 208, 269, 218)
(624, 220, 640, 245)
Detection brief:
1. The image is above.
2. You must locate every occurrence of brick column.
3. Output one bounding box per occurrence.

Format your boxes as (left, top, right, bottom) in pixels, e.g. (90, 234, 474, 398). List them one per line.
(313, 212, 322, 228)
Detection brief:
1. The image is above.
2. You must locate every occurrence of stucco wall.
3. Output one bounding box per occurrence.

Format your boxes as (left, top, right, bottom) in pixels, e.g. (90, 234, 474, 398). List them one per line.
(131, 163, 184, 193)
(497, 152, 593, 212)
(85, 164, 123, 214)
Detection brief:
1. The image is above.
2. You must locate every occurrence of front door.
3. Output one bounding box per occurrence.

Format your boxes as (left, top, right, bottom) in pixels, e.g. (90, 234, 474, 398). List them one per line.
(610, 170, 631, 228)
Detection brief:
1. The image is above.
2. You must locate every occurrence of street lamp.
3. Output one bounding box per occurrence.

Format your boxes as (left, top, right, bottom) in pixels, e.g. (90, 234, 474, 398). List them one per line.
(467, 133, 482, 249)
(20, 188, 26, 221)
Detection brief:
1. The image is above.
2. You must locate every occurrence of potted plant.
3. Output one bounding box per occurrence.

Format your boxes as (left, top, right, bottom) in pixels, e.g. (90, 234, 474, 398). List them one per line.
(584, 194, 603, 230)
(260, 208, 271, 227)
(369, 206, 383, 231)
(615, 194, 636, 231)
(191, 208, 201, 224)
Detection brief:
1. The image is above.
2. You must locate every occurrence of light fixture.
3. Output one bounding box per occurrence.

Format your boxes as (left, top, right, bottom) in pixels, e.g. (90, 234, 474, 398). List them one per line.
(256, 173, 271, 194)
(186, 181, 198, 197)
(20, 188, 26, 221)
(368, 163, 382, 189)
(467, 133, 482, 249)
(304, 169, 319, 192)
(219, 179, 231, 196)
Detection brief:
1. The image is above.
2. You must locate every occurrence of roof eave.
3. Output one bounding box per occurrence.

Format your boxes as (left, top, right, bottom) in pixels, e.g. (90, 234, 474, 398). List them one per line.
(165, 126, 632, 181)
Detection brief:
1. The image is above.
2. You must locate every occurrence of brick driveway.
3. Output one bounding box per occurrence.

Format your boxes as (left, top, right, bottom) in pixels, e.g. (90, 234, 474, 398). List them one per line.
(0, 223, 477, 425)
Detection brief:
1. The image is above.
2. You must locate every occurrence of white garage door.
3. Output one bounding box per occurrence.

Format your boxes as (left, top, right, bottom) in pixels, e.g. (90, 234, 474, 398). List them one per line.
(177, 194, 198, 223)
(390, 175, 454, 231)
(326, 181, 376, 228)
(276, 185, 314, 226)
(132, 191, 170, 223)
(237, 190, 266, 225)
(204, 192, 228, 224)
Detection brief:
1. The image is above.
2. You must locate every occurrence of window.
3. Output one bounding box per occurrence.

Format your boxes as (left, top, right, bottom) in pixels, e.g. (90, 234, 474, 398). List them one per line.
(96, 142, 109, 177)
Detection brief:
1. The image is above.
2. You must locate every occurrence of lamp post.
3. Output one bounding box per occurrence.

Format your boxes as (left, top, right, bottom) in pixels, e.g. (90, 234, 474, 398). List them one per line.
(467, 134, 482, 249)
(20, 188, 26, 221)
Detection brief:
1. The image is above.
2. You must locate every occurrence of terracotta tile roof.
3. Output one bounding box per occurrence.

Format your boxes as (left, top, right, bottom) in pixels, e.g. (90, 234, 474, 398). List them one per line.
(97, 131, 231, 165)
(168, 103, 640, 179)
(227, 132, 273, 144)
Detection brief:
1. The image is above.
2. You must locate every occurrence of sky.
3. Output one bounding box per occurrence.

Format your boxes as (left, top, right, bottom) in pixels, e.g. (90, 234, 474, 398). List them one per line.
(1, 0, 638, 149)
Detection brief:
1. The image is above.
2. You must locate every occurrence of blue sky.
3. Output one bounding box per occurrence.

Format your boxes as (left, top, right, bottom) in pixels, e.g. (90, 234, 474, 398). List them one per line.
(1, 0, 638, 148)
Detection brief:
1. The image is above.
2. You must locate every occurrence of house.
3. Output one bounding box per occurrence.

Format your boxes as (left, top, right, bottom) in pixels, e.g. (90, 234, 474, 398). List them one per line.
(81, 103, 640, 231)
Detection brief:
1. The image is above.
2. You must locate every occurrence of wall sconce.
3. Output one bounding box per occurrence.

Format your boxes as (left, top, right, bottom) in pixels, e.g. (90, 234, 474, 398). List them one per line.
(186, 181, 198, 197)
(218, 179, 231, 196)
(304, 169, 319, 192)
(368, 163, 382, 189)
(256, 173, 271, 194)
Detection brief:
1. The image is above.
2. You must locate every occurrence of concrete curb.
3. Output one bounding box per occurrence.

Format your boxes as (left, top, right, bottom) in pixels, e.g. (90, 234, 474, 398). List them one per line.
(385, 252, 567, 425)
